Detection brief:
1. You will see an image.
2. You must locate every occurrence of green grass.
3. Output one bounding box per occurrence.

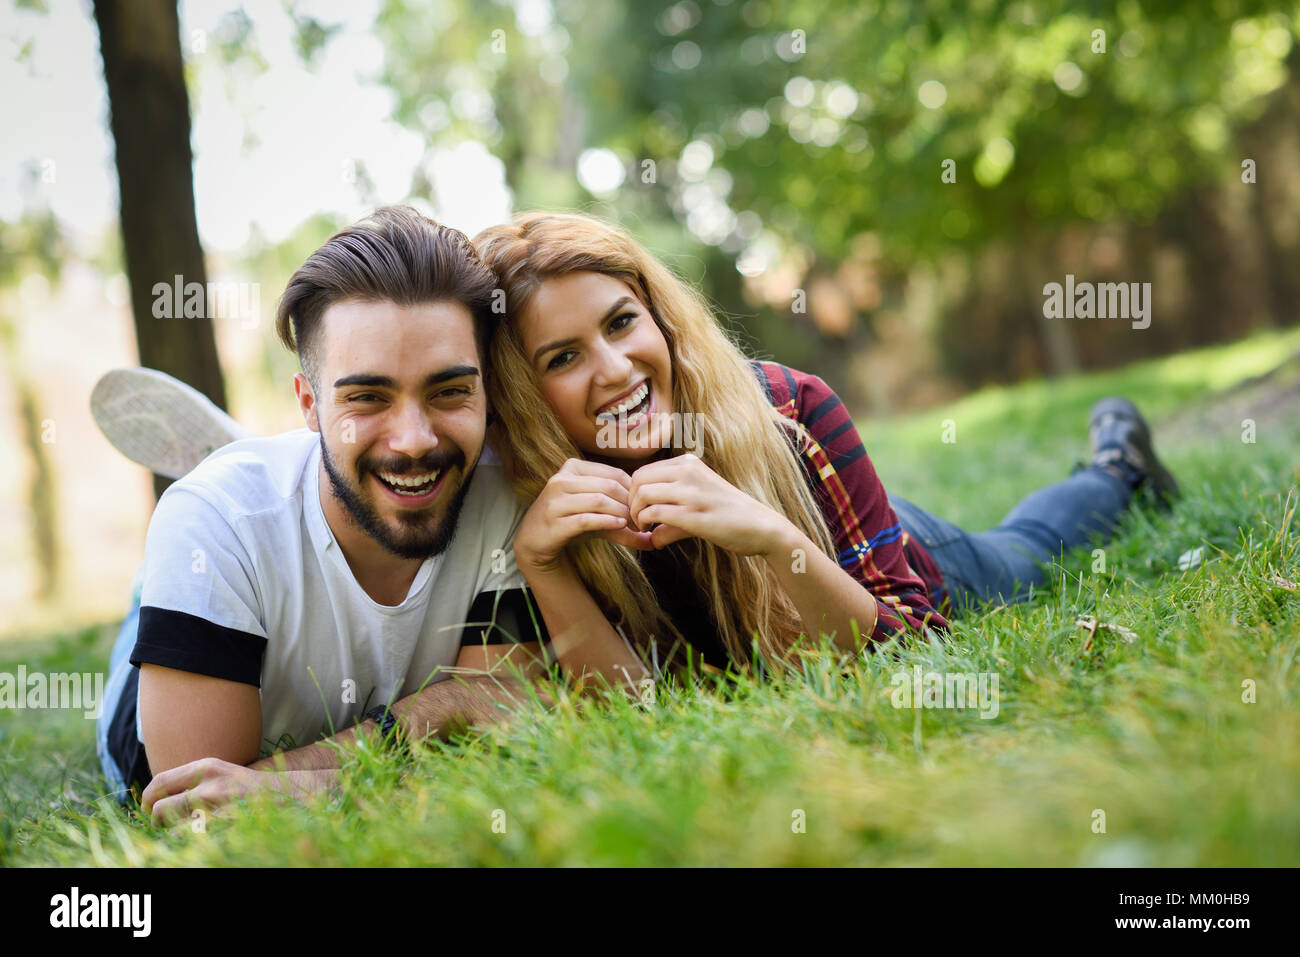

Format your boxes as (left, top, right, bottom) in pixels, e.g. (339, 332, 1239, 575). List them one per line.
(3, 326, 1299, 866)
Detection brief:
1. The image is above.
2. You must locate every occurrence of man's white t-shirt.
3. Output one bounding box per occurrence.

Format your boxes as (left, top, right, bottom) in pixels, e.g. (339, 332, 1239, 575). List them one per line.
(127, 429, 535, 757)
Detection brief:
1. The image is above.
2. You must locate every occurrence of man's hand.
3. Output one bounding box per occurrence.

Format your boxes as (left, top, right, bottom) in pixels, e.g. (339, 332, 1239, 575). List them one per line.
(141, 757, 264, 827)
(141, 757, 339, 827)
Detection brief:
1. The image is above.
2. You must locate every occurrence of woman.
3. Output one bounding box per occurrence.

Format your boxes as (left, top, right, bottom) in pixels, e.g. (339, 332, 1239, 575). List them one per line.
(471, 211, 1179, 686)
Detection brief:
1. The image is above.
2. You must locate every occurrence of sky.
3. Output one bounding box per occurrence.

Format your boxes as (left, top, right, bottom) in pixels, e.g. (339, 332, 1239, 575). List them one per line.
(0, 0, 514, 255)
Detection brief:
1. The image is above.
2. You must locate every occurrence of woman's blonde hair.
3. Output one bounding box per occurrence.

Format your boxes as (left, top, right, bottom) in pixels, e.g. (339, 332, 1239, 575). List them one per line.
(473, 212, 837, 669)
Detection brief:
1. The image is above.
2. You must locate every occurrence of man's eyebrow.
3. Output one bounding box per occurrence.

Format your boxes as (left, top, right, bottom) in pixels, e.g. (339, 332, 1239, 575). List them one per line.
(334, 374, 395, 390)
(424, 365, 480, 387)
(332, 366, 480, 390)
(531, 296, 636, 365)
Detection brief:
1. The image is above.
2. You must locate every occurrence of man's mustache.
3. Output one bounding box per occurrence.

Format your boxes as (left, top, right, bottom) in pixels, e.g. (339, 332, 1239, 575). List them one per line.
(360, 448, 465, 477)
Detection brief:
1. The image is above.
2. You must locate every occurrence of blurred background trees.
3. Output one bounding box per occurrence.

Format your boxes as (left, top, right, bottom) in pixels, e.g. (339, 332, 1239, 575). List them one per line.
(372, 0, 1300, 412)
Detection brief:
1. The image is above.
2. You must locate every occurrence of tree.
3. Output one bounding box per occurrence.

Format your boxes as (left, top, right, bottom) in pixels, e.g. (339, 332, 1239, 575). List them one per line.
(93, 0, 227, 497)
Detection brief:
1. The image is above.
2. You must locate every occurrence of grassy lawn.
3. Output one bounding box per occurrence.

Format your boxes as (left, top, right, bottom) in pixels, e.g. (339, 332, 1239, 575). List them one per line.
(3, 326, 1299, 866)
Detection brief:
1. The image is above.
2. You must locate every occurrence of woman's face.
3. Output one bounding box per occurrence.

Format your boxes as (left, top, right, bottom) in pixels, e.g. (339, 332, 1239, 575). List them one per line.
(520, 271, 674, 466)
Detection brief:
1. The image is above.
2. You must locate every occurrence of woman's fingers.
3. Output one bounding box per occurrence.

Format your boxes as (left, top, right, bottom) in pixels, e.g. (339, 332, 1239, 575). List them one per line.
(547, 491, 632, 521)
(628, 480, 691, 524)
(649, 523, 691, 548)
(560, 458, 634, 489)
(628, 452, 701, 484)
(634, 504, 692, 532)
(552, 475, 631, 505)
(557, 512, 630, 541)
(597, 526, 656, 550)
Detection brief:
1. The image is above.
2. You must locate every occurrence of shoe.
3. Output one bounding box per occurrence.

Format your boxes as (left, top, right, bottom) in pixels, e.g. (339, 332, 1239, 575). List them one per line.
(1086, 396, 1180, 510)
(91, 367, 251, 479)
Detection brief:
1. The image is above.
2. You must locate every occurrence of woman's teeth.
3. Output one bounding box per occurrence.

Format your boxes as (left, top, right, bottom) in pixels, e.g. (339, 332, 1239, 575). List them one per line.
(596, 382, 650, 422)
(377, 469, 440, 495)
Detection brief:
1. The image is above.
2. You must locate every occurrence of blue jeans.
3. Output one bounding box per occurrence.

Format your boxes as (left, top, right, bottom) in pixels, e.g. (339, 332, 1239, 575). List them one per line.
(97, 578, 144, 803)
(890, 465, 1133, 616)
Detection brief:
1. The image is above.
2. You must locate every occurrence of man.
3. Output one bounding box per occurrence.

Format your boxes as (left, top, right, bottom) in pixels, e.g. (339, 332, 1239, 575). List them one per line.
(96, 207, 549, 824)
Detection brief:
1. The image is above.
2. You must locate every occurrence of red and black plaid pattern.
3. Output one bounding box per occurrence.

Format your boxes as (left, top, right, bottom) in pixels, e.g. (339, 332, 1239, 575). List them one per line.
(755, 361, 951, 644)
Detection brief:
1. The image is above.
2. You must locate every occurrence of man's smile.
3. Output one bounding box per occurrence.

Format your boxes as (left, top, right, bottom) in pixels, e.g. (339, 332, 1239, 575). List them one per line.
(371, 466, 450, 507)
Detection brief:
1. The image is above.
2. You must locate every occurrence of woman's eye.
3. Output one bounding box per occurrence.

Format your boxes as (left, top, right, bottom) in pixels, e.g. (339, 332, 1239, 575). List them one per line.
(547, 350, 576, 371)
(435, 387, 471, 400)
(609, 312, 635, 332)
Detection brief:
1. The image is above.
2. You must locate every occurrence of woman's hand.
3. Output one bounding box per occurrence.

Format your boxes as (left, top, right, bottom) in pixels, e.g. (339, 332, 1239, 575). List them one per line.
(511, 460, 654, 689)
(514, 458, 653, 573)
(626, 453, 796, 557)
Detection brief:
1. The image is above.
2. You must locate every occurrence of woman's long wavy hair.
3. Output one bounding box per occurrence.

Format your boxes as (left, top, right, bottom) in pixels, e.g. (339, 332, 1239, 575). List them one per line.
(473, 212, 837, 669)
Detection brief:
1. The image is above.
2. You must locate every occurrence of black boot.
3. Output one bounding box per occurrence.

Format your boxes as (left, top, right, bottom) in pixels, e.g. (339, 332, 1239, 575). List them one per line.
(1084, 396, 1181, 511)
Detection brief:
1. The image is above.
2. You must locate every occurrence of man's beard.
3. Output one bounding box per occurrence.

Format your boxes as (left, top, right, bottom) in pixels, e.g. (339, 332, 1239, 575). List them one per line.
(319, 435, 475, 560)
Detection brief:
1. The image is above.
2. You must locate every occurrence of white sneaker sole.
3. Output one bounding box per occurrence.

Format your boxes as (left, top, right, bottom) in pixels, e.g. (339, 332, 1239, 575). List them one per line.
(90, 368, 252, 479)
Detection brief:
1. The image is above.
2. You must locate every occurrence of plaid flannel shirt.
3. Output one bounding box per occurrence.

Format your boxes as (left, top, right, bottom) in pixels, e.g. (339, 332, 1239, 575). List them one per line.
(753, 361, 951, 643)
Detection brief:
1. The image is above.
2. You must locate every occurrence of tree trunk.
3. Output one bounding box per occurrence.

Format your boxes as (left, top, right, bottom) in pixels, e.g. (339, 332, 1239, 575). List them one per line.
(17, 380, 58, 601)
(1246, 44, 1300, 329)
(1024, 229, 1080, 378)
(93, 0, 226, 498)
(1, 315, 60, 602)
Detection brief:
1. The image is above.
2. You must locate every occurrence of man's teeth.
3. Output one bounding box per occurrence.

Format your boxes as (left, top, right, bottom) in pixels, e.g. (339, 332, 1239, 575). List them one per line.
(377, 470, 440, 491)
(597, 383, 649, 420)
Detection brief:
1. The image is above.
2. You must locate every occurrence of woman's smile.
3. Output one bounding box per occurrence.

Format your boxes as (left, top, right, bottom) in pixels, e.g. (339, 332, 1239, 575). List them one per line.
(594, 379, 650, 422)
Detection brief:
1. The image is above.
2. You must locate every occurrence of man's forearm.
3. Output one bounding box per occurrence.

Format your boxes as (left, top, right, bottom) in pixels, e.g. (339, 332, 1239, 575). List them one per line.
(251, 674, 547, 772)
(396, 671, 552, 740)
(274, 768, 342, 800)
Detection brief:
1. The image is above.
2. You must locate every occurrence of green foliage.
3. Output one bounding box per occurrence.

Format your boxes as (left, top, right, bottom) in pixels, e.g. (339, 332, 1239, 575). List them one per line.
(567, 0, 1294, 259)
(371, 0, 1296, 265)
(0, 208, 66, 288)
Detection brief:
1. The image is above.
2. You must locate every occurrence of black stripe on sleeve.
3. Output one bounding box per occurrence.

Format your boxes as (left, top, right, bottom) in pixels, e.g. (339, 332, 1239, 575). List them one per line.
(130, 606, 267, 687)
(829, 442, 868, 470)
(820, 418, 856, 448)
(780, 364, 798, 404)
(804, 392, 843, 428)
(461, 588, 551, 646)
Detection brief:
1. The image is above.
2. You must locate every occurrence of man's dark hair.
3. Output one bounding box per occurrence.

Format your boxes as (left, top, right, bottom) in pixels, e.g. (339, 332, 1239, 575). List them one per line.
(275, 206, 500, 386)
